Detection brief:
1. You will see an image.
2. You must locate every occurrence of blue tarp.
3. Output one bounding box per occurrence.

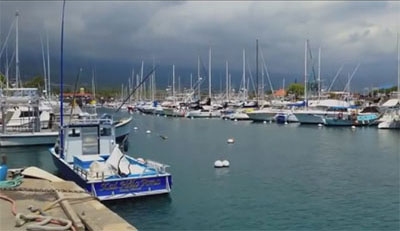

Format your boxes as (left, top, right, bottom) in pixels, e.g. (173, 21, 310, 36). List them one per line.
(287, 101, 306, 107)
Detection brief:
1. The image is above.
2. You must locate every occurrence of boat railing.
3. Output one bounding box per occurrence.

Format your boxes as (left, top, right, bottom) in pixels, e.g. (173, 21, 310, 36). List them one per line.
(73, 164, 89, 180)
(145, 159, 170, 174)
(54, 114, 114, 127)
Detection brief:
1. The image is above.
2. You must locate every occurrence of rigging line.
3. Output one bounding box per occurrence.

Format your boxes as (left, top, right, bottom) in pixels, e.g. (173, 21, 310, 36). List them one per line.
(68, 68, 83, 124)
(343, 63, 360, 93)
(0, 18, 16, 60)
(199, 56, 208, 80)
(246, 58, 256, 96)
(259, 46, 275, 99)
(306, 40, 318, 82)
(114, 66, 157, 114)
(327, 65, 344, 92)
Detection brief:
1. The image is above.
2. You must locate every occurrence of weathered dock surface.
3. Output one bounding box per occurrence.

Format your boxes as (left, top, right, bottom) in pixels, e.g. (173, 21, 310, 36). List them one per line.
(0, 167, 137, 231)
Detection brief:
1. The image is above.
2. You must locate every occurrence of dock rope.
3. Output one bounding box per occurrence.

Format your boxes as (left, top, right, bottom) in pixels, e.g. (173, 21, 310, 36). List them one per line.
(0, 192, 76, 231)
(0, 175, 23, 189)
(42, 195, 96, 212)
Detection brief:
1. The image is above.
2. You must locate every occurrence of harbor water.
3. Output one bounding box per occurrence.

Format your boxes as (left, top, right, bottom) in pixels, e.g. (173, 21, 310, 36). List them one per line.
(4, 111, 400, 230)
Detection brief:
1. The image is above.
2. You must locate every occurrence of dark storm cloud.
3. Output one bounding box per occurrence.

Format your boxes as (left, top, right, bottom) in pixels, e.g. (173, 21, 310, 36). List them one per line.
(0, 1, 399, 90)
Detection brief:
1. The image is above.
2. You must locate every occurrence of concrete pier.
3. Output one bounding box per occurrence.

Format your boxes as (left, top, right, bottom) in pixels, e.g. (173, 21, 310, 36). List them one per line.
(0, 168, 137, 231)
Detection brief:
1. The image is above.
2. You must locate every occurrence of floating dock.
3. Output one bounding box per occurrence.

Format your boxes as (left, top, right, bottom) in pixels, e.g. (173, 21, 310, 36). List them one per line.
(0, 167, 137, 231)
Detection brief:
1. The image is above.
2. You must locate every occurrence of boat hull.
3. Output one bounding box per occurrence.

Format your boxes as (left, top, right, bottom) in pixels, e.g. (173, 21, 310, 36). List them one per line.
(50, 150, 172, 201)
(114, 116, 132, 143)
(378, 120, 400, 129)
(185, 110, 222, 118)
(246, 111, 277, 122)
(293, 113, 326, 124)
(0, 132, 58, 147)
(323, 114, 379, 127)
(0, 116, 132, 147)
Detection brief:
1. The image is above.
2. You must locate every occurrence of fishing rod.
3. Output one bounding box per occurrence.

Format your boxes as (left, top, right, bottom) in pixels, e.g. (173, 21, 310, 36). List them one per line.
(114, 65, 157, 113)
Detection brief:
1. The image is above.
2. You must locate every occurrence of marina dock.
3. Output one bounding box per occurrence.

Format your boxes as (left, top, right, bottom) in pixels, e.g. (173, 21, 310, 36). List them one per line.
(0, 167, 137, 231)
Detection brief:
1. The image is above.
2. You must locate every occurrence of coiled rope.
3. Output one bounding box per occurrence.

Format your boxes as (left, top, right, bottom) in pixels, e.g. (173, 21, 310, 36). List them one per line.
(0, 175, 76, 231)
(0, 175, 23, 188)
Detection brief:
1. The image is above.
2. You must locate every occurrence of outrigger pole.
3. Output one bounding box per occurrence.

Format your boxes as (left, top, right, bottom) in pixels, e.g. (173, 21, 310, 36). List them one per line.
(59, 0, 66, 158)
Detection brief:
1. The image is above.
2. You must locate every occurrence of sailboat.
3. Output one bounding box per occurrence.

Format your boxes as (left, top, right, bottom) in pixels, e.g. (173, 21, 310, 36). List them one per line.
(378, 34, 400, 129)
(185, 47, 222, 118)
(0, 11, 59, 147)
(162, 65, 186, 117)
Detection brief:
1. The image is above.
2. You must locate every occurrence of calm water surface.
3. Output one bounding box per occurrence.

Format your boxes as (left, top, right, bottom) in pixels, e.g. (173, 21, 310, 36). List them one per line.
(4, 111, 400, 230)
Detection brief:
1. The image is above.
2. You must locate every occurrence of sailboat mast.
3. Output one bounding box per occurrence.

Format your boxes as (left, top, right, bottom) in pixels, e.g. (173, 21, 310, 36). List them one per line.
(397, 32, 399, 102)
(208, 47, 212, 99)
(47, 32, 51, 97)
(226, 61, 229, 102)
(15, 10, 20, 88)
(40, 35, 48, 96)
(92, 69, 96, 100)
(242, 49, 246, 101)
(304, 40, 308, 107)
(152, 59, 156, 102)
(60, 0, 66, 157)
(140, 61, 144, 101)
(190, 73, 193, 91)
(318, 47, 321, 101)
(5, 47, 9, 88)
(172, 64, 176, 104)
(261, 61, 264, 101)
(256, 39, 259, 102)
(197, 55, 201, 100)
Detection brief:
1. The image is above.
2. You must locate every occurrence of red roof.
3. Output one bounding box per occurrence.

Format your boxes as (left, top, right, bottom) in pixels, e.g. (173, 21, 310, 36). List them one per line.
(274, 89, 286, 97)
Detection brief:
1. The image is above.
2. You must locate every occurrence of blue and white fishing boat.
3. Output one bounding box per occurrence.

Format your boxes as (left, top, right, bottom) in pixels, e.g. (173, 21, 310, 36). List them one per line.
(49, 115, 172, 200)
(51, 0, 171, 201)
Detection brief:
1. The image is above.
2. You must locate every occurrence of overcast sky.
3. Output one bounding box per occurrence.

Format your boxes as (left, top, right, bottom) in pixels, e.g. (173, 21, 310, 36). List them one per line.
(0, 1, 399, 92)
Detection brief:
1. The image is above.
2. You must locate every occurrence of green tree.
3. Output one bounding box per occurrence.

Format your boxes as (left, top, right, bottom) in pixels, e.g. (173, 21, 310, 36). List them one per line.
(287, 83, 304, 99)
(0, 74, 7, 87)
(23, 76, 45, 89)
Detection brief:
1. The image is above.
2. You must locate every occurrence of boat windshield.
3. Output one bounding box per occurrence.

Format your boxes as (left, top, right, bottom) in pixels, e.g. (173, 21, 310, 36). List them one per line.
(81, 126, 99, 154)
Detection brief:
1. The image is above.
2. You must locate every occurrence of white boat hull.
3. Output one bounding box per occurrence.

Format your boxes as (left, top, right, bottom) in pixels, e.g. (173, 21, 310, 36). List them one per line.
(0, 131, 58, 147)
(293, 113, 325, 124)
(378, 120, 400, 129)
(0, 116, 133, 147)
(185, 109, 221, 118)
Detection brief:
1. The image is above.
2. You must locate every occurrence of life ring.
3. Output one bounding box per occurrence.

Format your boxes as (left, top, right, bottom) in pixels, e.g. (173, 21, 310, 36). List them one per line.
(338, 112, 343, 119)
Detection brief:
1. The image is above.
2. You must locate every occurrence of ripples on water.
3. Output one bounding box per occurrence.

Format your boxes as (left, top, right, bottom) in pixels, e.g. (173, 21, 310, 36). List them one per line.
(5, 111, 400, 230)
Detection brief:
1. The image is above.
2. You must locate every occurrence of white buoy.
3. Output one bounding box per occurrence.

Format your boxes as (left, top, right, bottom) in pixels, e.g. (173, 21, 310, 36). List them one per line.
(222, 160, 230, 167)
(351, 125, 356, 129)
(269, 120, 272, 124)
(133, 127, 138, 130)
(164, 115, 167, 118)
(227, 138, 235, 144)
(284, 121, 288, 125)
(317, 123, 323, 127)
(263, 121, 267, 124)
(146, 130, 151, 134)
(214, 160, 223, 168)
(234, 119, 238, 122)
